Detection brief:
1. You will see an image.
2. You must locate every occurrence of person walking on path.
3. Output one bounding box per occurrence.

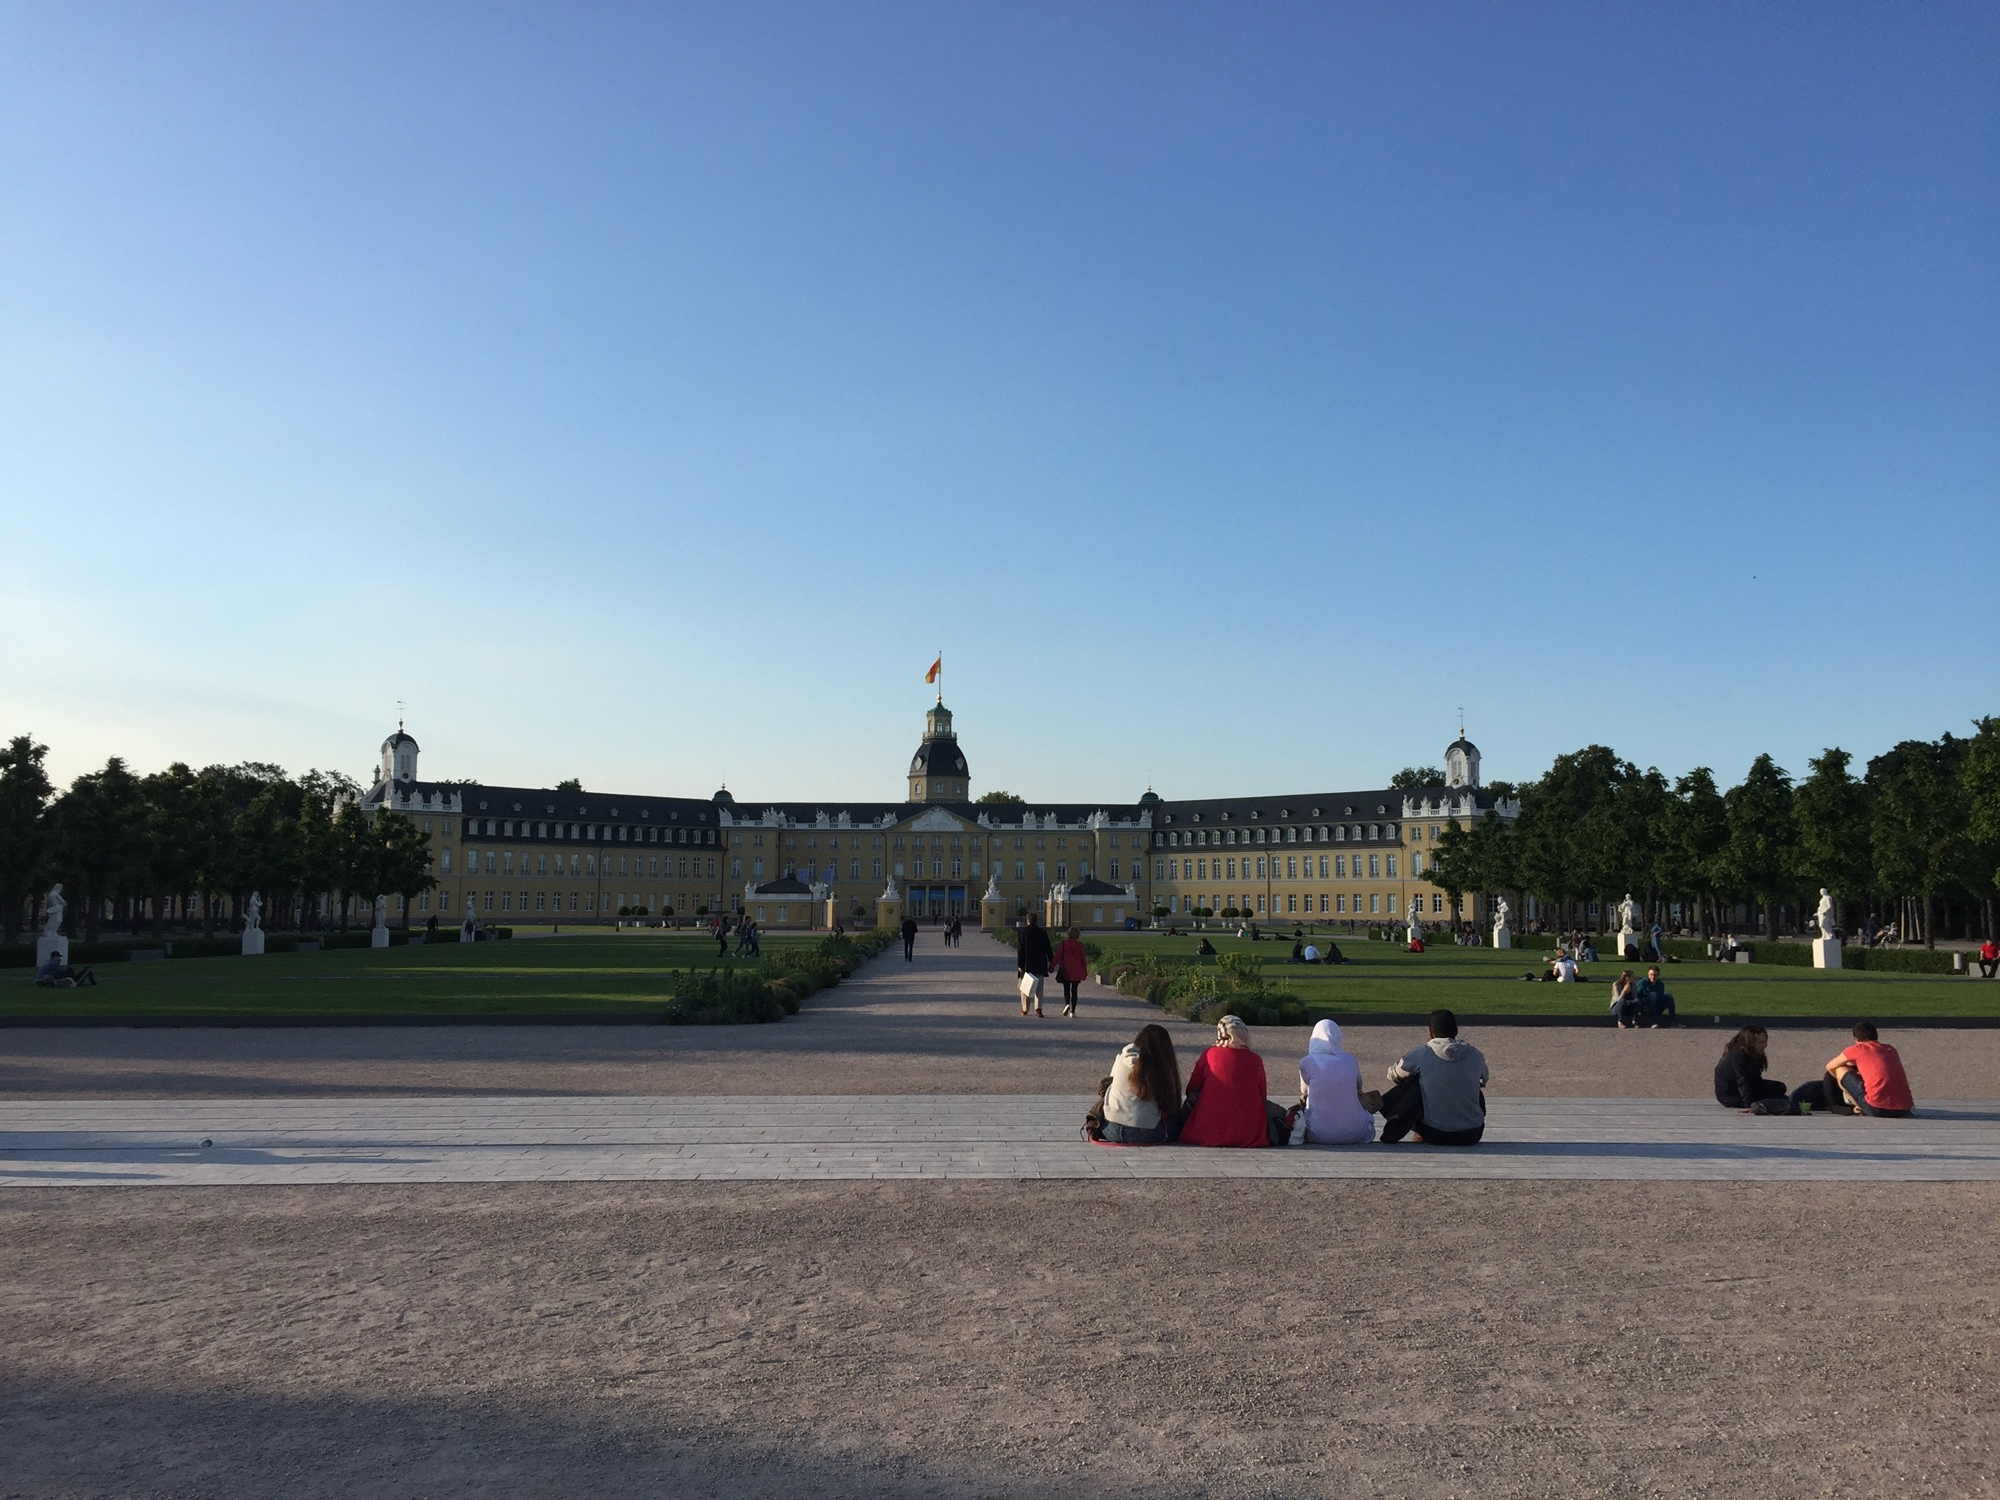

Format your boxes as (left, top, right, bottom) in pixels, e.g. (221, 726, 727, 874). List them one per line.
(1015, 913, 1054, 1017)
(1053, 926, 1089, 1017)
(900, 915, 919, 963)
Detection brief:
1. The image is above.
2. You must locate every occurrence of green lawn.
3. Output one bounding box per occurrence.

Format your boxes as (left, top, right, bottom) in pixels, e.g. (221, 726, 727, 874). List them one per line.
(0, 933, 823, 1020)
(1091, 934, 1998, 1021)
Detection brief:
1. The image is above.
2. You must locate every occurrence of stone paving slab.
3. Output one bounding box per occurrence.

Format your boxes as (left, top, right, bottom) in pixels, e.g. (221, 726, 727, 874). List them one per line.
(4, 1093, 1999, 1186)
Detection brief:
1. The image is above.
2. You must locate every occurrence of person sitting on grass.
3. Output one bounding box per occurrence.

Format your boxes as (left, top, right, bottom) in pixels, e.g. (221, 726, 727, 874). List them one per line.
(1195, 935, 1217, 957)
(1297, 1019, 1377, 1144)
(1549, 948, 1579, 983)
(1099, 1023, 1182, 1145)
(1320, 939, 1346, 965)
(1609, 969, 1642, 1028)
(1714, 1026, 1788, 1109)
(1576, 937, 1599, 963)
(1289, 939, 1307, 963)
(1634, 966, 1676, 1026)
(1978, 937, 1998, 980)
(1789, 1022, 1915, 1117)
(1301, 942, 1321, 964)
(1178, 1015, 1270, 1148)
(1379, 1008, 1488, 1146)
(34, 952, 97, 988)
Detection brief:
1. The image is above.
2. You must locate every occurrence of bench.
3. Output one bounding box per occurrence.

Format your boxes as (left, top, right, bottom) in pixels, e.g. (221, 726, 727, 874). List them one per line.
(130, 949, 167, 963)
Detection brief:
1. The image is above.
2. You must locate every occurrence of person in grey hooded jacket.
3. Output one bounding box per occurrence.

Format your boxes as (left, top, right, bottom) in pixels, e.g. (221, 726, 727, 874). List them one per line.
(1379, 1008, 1488, 1145)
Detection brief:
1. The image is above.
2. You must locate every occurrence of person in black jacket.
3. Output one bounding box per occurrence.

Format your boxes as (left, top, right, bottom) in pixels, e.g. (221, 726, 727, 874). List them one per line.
(900, 915, 919, 962)
(1015, 913, 1054, 1017)
(1714, 1026, 1787, 1109)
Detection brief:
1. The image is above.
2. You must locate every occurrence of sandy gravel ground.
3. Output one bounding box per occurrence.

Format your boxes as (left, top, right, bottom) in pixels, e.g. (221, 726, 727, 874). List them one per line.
(6, 1179, 1997, 1499)
(5, 1013, 1996, 1102)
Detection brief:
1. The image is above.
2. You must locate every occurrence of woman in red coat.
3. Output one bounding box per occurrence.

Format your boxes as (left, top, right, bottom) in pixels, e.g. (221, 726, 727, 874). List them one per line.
(1178, 1014, 1270, 1148)
(1053, 926, 1090, 1017)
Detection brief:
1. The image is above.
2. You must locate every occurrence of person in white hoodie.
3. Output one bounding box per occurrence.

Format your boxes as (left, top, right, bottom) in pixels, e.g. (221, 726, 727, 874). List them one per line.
(1380, 1008, 1489, 1146)
(1296, 1019, 1377, 1144)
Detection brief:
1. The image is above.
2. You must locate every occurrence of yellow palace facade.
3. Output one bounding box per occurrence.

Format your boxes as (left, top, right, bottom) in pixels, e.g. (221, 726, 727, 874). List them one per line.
(358, 705, 1515, 929)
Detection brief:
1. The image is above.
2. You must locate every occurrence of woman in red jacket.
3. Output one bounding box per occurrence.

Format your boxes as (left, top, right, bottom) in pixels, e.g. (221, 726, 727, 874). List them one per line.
(1053, 926, 1090, 1017)
(1178, 1014, 1271, 1148)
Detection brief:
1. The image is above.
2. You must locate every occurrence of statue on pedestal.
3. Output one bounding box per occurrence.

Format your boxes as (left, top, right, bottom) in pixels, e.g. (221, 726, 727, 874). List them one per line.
(1617, 893, 1639, 932)
(42, 883, 66, 938)
(1815, 888, 1837, 940)
(1408, 894, 1425, 941)
(244, 892, 263, 932)
(983, 870, 1001, 901)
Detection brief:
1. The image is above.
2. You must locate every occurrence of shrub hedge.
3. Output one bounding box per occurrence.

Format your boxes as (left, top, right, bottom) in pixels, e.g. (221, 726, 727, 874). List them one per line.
(657, 927, 898, 1025)
(0, 928, 497, 966)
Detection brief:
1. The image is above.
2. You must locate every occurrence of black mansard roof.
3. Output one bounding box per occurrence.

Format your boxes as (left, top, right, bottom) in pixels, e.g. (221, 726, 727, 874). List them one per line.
(1152, 790, 1405, 827)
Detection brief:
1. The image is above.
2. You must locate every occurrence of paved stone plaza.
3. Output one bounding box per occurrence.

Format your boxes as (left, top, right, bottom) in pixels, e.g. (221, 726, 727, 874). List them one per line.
(6, 934, 1997, 1186)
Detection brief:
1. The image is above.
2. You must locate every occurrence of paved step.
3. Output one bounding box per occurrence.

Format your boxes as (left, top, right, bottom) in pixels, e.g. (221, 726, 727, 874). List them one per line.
(5, 1094, 1997, 1186)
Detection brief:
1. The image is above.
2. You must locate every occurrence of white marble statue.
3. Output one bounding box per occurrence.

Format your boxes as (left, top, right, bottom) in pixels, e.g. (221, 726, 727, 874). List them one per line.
(1408, 895, 1425, 937)
(880, 876, 899, 900)
(984, 871, 1001, 900)
(1492, 896, 1510, 931)
(372, 895, 387, 926)
(42, 882, 65, 937)
(244, 892, 263, 932)
(1815, 888, 1837, 938)
(810, 879, 831, 902)
(1617, 893, 1639, 932)
(464, 897, 477, 930)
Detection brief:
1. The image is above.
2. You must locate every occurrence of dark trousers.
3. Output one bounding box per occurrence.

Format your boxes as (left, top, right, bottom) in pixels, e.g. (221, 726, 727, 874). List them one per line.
(1378, 1076, 1485, 1146)
(1059, 979, 1080, 1009)
(1645, 992, 1677, 1024)
(1613, 997, 1642, 1026)
(1790, 1071, 1911, 1117)
(1980, 959, 1998, 979)
(903, 935, 916, 960)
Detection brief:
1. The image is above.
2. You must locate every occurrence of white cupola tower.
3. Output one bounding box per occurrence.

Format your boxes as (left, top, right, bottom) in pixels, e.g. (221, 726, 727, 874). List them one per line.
(379, 724, 420, 784)
(1443, 724, 1480, 790)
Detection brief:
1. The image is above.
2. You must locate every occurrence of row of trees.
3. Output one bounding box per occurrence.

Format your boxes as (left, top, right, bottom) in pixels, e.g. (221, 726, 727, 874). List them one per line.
(0, 736, 436, 945)
(1424, 720, 2000, 946)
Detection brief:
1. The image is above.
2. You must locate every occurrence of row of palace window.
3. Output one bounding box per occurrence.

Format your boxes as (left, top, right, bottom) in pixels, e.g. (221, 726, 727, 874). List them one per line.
(438, 849, 719, 878)
(463, 817, 717, 845)
(1174, 892, 1450, 915)
(1159, 824, 1449, 849)
(1158, 853, 1422, 881)
(760, 833, 1130, 851)
(729, 858, 1124, 883)
(416, 890, 707, 914)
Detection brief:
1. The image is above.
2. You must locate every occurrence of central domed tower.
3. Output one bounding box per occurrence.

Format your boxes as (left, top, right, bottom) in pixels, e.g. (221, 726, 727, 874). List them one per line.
(908, 702, 969, 803)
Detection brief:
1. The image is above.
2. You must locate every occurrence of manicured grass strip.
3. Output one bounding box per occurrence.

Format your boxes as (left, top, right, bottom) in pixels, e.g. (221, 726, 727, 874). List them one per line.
(0, 935, 823, 1020)
(1092, 935, 1998, 1021)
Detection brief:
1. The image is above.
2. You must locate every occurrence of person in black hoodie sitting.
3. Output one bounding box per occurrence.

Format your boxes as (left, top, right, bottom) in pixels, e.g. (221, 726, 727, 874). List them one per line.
(1714, 1026, 1788, 1110)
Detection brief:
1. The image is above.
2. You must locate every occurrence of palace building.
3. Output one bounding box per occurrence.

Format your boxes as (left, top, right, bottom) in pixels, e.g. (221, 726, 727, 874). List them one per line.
(358, 706, 1515, 929)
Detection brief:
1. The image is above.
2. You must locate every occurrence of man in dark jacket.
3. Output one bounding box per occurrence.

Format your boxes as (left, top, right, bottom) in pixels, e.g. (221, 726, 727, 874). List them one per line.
(1015, 914, 1054, 1017)
(900, 915, 919, 962)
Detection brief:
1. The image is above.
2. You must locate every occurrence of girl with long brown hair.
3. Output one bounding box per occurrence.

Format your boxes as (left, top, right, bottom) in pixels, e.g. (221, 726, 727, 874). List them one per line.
(1100, 1023, 1183, 1144)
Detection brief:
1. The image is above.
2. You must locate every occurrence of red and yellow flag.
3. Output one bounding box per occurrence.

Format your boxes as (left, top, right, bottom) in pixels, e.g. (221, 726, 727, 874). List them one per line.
(923, 655, 941, 684)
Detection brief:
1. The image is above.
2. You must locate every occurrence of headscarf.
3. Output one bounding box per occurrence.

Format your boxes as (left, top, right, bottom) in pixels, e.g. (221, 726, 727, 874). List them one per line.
(1307, 1017, 1344, 1056)
(1216, 1014, 1249, 1048)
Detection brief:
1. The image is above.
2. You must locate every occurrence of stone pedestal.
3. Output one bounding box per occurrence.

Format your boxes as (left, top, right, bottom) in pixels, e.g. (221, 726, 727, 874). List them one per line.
(822, 898, 839, 932)
(36, 934, 67, 970)
(241, 930, 265, 956)
(370, 925, 391, 949)
(1615, 929, 1639, 960)
(1491, 927, 1512, 950)
(1812, 937, 1842, 971)
(875, 897, 903, 934)
(980, 897, 1010, 932)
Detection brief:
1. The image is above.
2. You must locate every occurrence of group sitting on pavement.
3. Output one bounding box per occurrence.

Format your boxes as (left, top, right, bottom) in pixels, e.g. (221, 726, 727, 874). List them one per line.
(1088, 1007, 1489, 1149)
(1713, 1021, 1916, 1117)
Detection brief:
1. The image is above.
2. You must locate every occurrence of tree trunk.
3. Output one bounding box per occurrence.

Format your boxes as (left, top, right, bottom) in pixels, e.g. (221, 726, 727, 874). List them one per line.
(1924, 890, 1937, 949)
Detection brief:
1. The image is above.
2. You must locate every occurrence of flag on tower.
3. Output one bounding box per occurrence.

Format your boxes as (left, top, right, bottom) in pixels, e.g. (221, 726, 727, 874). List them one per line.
(924, 655, 941, 684)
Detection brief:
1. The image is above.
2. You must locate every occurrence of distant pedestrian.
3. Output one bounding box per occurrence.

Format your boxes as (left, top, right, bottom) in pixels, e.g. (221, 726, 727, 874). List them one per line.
(901, 915, 918, 962)
(1053, 926, 1088, 1017)
(1015, 913, 1053, 1017)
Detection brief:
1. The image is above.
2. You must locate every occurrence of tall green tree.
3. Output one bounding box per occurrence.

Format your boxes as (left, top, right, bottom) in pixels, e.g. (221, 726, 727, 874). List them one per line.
(0, 734, 54, 942)
(1719, 754, 1795, 938)
(1868, 736, 1966, 948)
(139, 763, 206, 939)
(1963, 716, 2000, 912)
(372, 811, 438, 926)
(975, 790, 1025, 806)
(1658, 768, 1728, 935)
(49, 757, 147, 942)
(1792, 747, 1872, 932)
(1389, 766, 1446, 791)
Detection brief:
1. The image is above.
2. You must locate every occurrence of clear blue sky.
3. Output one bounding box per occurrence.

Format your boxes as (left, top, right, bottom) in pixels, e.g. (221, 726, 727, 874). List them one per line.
(3, 1, 1993, 801)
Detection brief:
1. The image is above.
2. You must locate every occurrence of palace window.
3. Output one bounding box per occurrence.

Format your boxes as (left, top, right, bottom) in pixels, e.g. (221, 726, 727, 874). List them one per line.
(1386, 855, 1398, 877)
(1368, 855, 1380, 877)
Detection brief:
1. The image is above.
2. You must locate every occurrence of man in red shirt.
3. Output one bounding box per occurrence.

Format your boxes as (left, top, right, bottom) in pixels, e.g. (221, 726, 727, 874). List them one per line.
(1790, 1021, 1915, 1117)
(1978, 938, 1998, 980)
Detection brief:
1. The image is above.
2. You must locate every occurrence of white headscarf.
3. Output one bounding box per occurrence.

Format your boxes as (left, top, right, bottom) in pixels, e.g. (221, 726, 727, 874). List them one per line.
(1307, 1017, 1344, 1055)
